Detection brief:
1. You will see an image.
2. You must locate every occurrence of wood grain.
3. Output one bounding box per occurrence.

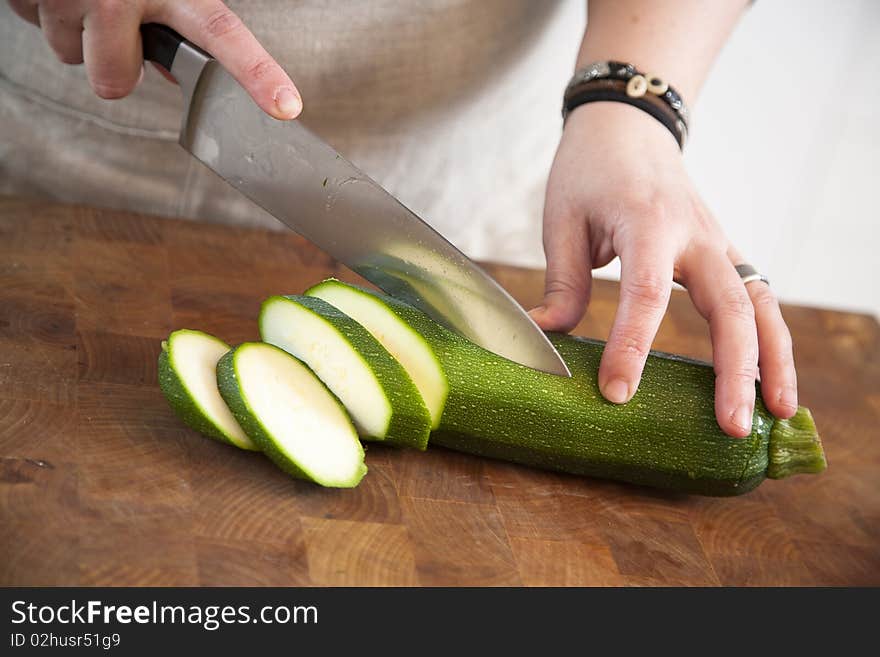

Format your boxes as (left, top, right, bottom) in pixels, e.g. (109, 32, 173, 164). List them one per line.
(302, 517, 419, 586)
(0, 196, 877, 586)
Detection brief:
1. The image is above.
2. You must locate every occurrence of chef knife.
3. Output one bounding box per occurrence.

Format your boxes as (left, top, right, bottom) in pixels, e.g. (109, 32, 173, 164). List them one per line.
(141, 24, 570, 377)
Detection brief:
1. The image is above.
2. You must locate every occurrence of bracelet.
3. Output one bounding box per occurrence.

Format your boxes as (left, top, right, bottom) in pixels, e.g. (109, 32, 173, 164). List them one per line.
(565, 61, 691, 127)
(562, 60, 690, 149)
(564, 79, 687, 149)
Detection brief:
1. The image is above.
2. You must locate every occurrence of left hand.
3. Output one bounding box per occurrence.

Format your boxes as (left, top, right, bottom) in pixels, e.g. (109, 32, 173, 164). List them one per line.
(530, 102, 797, 437)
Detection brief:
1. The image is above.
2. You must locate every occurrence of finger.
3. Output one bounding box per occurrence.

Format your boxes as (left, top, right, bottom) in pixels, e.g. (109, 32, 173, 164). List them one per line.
(8, 0, 39, 26)
(37, 2, 84, 64)
(598, 236, 674, 405)
(82, 4, 144, 99)
(154, 0, 302, 119)
(727, 247, 798, 419)
(682, 247, 758, 437)
(747, 279, 798, 419)
(727, 251, 797, 419)
(530, 211, 591, 332)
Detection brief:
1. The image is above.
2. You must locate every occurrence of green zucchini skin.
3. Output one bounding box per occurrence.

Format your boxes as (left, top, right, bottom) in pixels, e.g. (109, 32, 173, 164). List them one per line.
(159, 348, 231, 445)
(447, 333, 773, 495)
(433, 333, 772, 496)
(216, 343, 367, 487)
(355, 289, 775, 496)
(264, 296, 432, 450)
(158, 332, 256, 450)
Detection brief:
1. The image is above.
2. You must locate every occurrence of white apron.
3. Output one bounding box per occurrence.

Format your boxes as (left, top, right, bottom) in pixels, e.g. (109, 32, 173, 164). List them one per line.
(0, 0, 584, 267)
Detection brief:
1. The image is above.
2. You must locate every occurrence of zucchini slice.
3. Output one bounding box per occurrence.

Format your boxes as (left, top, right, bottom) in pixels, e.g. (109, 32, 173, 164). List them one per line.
(259, 295, 431, 450)
(216, 342, 367, 488)
(306, 279, 448, 429)
(158, 329, 256, 450)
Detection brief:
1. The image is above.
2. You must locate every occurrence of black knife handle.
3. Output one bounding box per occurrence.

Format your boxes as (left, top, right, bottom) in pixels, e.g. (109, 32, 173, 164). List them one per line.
(141, 23, 184, 71)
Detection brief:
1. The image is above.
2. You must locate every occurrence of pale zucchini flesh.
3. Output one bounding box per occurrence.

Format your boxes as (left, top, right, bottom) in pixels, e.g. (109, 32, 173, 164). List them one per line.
(259, 295, 431, 450)
(306, 279, 448, 429)
(158, 329, 256, 450)
(216, 342, 367, 488)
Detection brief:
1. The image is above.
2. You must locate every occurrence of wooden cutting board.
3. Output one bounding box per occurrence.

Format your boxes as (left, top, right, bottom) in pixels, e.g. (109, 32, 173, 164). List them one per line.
(1, 196, 877, 586)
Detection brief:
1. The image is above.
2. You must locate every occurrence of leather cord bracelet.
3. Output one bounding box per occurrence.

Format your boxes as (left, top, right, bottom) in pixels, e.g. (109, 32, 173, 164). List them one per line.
(564, 78, 687, 149)
(563, 60, 690, 149)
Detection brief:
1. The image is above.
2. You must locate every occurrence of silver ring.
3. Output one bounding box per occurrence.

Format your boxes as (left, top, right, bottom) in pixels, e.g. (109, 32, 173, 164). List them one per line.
(735, 263, 769, 286)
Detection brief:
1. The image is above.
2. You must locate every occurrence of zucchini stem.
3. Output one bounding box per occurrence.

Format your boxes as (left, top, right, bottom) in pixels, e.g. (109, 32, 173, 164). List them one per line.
(767, 407, 827, 479)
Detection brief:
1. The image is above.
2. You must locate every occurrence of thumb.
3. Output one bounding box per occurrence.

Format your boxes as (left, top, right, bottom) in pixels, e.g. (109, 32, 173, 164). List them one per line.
(529, 213, 591, 332)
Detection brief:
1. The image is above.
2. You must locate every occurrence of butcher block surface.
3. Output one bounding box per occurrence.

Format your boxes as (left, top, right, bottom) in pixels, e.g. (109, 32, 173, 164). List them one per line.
(1, 196, 877, 586)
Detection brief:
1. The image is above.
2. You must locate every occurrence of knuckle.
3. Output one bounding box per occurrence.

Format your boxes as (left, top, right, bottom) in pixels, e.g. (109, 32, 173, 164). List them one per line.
(724, 366, 759, 383)
(203, 8, 243, 39)
(680, 239, 721, 269)
(91, 79, 134, 99)
(690, 200, 720, 234)
(545, 276, 583, 298)
(98, 0, 126, 13)
(623, 276, 669, 311)
(55, 49, 84, 65)
(608, 332, 650, 362)
(693, 238, 725, 258)
(245, 56, 276, 81)
(715, 285, 755, 322)
(627, 200, 661, 223)
(750, 285, 778, 312)
(43, 0, 71, 13)
(719, 352, 759, 382)
(719, 347, 759, 383)
(92, 0, 133, 19)
(616, 207, 668, 243)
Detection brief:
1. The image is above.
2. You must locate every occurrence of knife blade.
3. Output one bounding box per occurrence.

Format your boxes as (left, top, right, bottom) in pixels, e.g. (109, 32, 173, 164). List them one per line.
(142, 24, 570, 377)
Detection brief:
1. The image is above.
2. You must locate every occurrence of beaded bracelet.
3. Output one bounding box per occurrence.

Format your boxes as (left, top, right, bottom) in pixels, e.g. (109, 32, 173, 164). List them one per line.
(563, 60, 690, 149)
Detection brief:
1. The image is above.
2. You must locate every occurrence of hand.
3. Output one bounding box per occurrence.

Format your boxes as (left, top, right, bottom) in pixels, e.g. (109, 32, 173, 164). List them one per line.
(531, 103, 797, 437)
(7, 0, 302, 119)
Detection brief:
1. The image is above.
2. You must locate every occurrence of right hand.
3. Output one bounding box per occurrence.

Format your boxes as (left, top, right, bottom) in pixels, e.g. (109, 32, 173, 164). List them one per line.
(7, 0, 302, 120)
(531, 103, 798, 438)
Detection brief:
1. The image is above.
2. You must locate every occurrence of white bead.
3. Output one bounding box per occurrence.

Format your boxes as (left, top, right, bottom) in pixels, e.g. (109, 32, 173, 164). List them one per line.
(626, 75, 648, 98)
(646, 75, 668, 95)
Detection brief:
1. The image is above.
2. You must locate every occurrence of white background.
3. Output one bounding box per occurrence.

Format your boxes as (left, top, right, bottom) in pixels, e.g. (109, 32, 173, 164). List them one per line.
(590, 0, 879, 316)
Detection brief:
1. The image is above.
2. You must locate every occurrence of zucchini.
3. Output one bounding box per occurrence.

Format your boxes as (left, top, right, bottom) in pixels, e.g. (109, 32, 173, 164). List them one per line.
(306, 278, 448, 429)
(310, 281, 826, 496)
(216, 342, 367, 488)
(259, 295, 432, 450)
(158, 329, 256, 450)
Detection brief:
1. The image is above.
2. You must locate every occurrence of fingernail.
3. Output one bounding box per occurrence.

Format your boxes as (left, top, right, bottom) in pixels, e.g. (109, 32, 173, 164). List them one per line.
(527, 305, 546, 319)
(603, 378, 630, 404)
(136, 65, 145, 87)
(778, 385, 797, 411)
(732, 404, 753, 435)
(274, 86, 302, 118)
